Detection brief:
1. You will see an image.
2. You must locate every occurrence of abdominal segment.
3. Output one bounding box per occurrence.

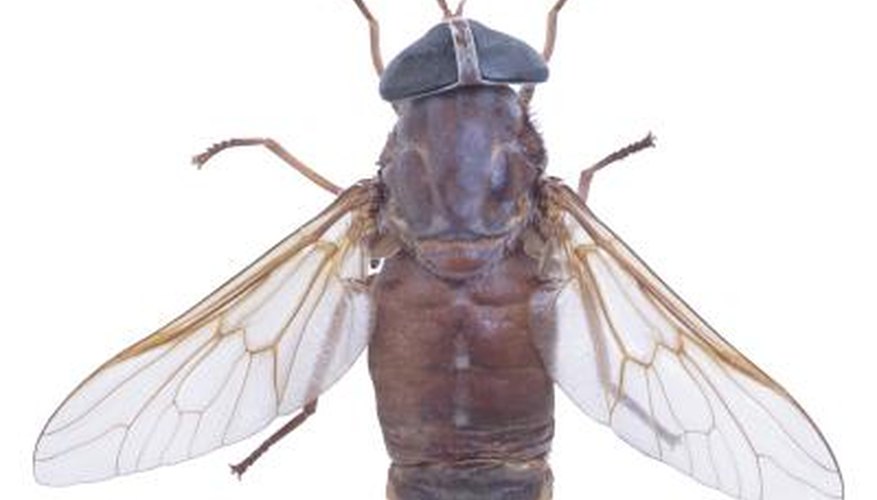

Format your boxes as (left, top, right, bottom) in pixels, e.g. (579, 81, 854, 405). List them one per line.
(369, 251, 554, 499)
(386, 460, 552, 500)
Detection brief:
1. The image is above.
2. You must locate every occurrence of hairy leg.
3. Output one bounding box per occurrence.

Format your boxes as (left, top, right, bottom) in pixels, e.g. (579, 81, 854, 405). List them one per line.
(193, 137, 342, 195)
(578, 132, 655, 203)
(229, 399, 318, 478)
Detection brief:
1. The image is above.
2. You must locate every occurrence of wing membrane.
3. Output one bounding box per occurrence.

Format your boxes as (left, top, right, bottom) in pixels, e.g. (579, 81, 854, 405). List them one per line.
(532, 180, 843, 499)
(34, 182, 377, 486)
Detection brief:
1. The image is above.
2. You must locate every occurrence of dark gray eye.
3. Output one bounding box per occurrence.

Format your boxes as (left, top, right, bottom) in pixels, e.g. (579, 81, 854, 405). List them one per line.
(379, 20, 549, 102)
(379, 24, 457, 101)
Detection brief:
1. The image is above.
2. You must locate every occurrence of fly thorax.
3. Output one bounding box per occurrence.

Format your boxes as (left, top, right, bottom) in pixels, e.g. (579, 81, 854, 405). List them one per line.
(377, 86, 545, 279)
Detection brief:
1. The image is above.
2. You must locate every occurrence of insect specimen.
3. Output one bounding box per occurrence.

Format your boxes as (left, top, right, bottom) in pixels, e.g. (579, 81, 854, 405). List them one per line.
(33, 1, 843, 499)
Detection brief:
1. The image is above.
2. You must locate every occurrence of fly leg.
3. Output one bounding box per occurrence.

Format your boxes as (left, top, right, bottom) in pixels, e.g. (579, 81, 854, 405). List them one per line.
(578, 132, 655, 203)
(519, 0, 569, 107)
(352, 0, 384, 76)
(192, 138, 342, 195)
(229, 399, 319, 479)
(541, 0, 569, 65)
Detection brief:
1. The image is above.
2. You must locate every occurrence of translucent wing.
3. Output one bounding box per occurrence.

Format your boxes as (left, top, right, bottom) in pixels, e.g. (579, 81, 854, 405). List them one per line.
(34, 182, 377, 486)
(531, 180, 843, 499)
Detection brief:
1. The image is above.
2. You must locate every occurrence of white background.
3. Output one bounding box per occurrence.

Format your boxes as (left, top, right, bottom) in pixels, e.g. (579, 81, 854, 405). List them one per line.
(2, 0, 875, 499)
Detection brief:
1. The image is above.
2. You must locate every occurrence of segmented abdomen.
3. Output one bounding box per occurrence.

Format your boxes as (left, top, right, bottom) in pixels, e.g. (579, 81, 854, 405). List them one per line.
(369, 252, 554, 499)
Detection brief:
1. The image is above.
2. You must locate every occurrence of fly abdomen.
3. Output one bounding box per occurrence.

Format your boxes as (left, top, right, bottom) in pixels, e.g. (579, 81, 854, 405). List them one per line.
(369, 251, 554, 499)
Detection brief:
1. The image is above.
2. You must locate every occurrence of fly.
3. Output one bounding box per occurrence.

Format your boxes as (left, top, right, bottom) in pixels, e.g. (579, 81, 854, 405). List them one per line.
(33, 1, 844, 499)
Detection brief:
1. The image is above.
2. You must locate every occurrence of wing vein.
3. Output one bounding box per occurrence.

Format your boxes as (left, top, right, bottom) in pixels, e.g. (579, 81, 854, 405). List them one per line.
(278, 244, 340, 402)
(46, 335, 188, 437)
(682, 350, 764, 499)
(123, 333, 217, 470)
(712, 353, 838, 473)
(222, 355, 254, 445)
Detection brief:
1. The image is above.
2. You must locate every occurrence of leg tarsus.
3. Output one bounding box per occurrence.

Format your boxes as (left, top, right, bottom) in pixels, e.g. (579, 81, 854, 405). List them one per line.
(229, 399, 319, 479)
(192, 137, 342, 195)
(578, 132, 656, 202)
